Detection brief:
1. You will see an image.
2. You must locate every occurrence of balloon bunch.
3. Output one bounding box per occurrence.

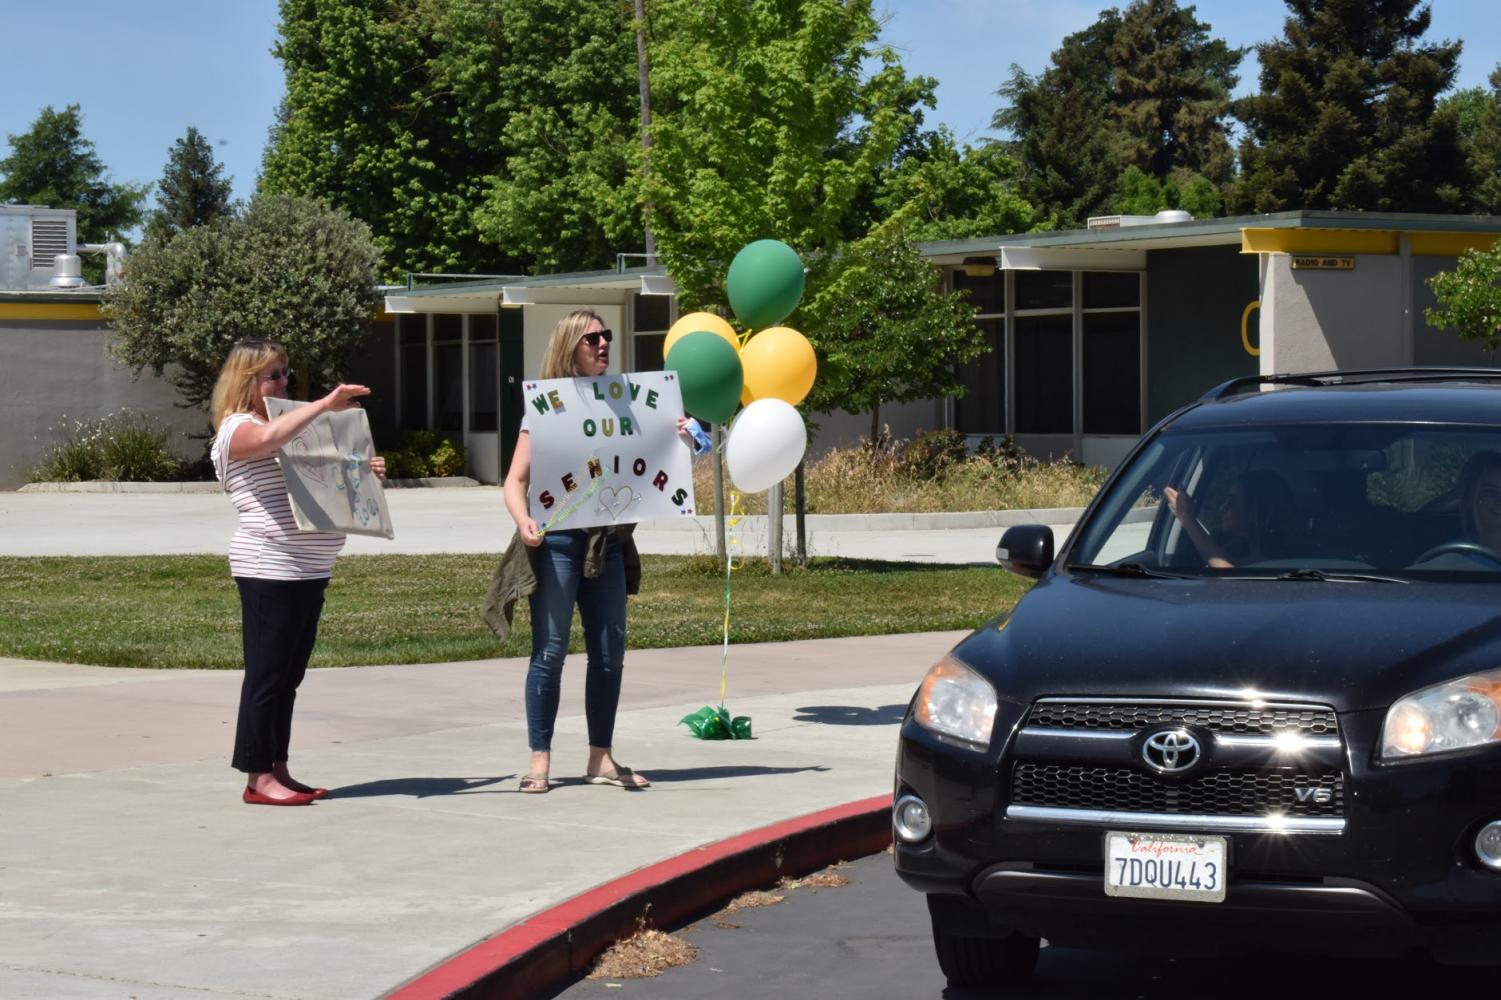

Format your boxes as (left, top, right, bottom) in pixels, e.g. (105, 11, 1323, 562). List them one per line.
(668, 239, 817, 742)
(663, 239, 817, 493)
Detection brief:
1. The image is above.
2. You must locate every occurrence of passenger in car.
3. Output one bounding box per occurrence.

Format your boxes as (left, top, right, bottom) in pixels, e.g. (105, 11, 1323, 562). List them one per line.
(1415, 451, 1501, 569)
(1162, 470, 1298, 568)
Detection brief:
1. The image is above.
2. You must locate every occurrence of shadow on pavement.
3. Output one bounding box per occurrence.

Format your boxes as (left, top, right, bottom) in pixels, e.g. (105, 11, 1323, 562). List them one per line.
(606, 764, 832, 785)
(330, 775, 513, 798)
(792, 704, 907, 725)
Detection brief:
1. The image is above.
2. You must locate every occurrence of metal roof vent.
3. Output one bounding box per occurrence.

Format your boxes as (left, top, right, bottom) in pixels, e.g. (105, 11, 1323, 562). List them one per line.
(49, 253, 85, 288)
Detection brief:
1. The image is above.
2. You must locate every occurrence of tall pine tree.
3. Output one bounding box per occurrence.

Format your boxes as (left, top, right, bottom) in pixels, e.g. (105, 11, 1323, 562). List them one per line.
(1230, 0, 1465, 213)
(993, 0, 1240, 228)
(146, 127, 233, 242)
(1108, 0, 1241, 185)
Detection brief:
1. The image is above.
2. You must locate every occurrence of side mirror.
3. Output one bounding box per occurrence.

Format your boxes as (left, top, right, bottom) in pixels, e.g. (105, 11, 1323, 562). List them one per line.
(997, 524, 1054, 579)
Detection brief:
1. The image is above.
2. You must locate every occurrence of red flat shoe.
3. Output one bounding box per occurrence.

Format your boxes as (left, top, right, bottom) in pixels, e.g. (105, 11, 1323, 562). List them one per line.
(309, 788, 330, 800)
(243, 786, 316, 806)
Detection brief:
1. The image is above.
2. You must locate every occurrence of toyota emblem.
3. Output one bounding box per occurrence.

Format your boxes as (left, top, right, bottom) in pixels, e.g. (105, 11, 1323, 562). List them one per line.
(1142, 728, 1201, 773)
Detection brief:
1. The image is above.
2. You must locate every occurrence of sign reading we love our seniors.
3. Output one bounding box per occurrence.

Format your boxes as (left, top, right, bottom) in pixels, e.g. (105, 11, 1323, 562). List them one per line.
(524, 371, 697, 532)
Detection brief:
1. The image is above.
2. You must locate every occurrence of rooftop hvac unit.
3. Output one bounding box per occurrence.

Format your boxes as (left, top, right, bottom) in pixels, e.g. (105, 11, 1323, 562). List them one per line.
(0, 205, 79, 291)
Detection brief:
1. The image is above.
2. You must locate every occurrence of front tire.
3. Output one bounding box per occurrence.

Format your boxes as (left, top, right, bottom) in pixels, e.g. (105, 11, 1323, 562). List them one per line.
(929, 906, 1039, 989)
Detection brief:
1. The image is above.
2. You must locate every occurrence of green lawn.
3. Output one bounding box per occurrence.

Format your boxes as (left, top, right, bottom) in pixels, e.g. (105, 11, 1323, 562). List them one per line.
(0, 554, 1029, 669)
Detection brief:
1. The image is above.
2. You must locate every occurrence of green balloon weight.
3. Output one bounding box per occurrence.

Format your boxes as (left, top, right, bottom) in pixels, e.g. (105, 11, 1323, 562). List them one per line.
(726, 239, 805, 330)
(667, 330, 744, 425)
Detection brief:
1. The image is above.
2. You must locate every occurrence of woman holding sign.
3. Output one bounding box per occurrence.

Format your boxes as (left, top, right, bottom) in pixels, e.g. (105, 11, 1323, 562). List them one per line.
(209, 339, 386, 806)
(502, 309, 697, 793)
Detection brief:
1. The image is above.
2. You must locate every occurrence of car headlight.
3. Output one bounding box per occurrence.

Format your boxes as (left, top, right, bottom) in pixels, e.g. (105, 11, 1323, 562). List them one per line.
(913, 653, 998, 747)
(1381, 668, 1501, 759)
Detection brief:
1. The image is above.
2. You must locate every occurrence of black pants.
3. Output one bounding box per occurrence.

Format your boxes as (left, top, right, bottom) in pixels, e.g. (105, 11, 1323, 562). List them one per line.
(232, 576, 328, 774)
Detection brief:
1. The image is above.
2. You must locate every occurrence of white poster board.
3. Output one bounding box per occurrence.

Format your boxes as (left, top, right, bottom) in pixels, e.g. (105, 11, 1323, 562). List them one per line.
(524, 372, 697, 531)
(265, 397, 395, 539)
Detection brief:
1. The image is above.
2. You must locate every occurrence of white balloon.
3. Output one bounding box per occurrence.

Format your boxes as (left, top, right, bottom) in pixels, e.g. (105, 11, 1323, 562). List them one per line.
(725, 398, 807, 493)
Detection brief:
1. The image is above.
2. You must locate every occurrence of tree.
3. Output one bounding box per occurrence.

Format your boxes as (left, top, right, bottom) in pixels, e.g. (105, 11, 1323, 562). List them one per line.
(993, 1, 1240, 228)
(104, 194, 381, 412)
(1114, 164, 1222, 217)
(801, 212, 987, 443)
(261, 0, 642, 278)
(1108, 0, 1241, 185)
(870, 131, 1036, 242)
(1426, 242, 1501, 351)
(146, 126, 234, 243)
(1443, 68, 1501, 215)
(642, 0, 932, 312)
(1229, 0, 1465, 213)
(0, 104, 147, 241)
(993, 13, 1125, 230)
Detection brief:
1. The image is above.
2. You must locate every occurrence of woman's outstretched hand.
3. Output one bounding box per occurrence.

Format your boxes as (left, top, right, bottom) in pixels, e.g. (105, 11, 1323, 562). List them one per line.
(320, 383, 371, 412)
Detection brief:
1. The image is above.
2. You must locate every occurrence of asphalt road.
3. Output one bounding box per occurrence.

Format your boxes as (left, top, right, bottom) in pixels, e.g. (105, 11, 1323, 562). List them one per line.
(551, 851, 1496, 999)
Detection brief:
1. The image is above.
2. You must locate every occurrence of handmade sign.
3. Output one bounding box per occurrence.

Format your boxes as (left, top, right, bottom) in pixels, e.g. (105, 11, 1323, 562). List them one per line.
(524, 371, 696, 532)
(265, 397, 395, 539)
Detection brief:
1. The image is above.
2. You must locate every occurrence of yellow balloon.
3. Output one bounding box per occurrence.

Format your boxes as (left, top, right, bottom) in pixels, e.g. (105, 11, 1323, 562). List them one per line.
(740, 326, 817, 407)
(741, 382, 755, 407)
(664, 312, 738, 361)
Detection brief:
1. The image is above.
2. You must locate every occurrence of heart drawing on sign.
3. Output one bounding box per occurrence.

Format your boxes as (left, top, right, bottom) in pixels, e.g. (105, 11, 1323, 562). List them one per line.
(598, 486, 638, 520)
(291, 433, 328, 488)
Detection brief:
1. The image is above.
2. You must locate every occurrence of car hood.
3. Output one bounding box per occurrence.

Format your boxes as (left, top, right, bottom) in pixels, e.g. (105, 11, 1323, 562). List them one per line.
(955, 574, 1501, 713)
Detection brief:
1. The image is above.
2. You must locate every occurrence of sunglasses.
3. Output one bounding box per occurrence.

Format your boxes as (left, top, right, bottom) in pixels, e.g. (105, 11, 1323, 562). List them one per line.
(260, 367, 293, 382)
(581, 329, 613, 346)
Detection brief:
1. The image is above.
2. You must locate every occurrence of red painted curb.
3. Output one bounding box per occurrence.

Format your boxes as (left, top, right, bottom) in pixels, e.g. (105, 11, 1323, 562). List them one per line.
(385, 793, 894, 1000)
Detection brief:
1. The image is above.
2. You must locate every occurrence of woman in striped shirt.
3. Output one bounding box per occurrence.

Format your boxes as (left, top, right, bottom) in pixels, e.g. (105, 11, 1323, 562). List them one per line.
(210, 339, 386, 806)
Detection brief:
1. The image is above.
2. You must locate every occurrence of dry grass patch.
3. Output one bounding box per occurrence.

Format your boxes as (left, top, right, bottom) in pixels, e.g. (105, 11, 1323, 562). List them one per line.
(587, 928, 699, 980)
(693, 433, 1107, 515)
(779, 870, 851, 890)
(720, 889, 786, 914)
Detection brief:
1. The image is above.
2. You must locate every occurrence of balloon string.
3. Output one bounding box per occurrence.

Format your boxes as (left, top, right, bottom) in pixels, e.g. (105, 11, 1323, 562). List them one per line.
(720, 491, 743, 706)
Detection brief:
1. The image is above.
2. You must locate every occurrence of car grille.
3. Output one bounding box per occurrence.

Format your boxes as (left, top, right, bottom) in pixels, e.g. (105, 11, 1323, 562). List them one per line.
(1010, 764, 1345, 817)
(1024, 701, 1338, 736)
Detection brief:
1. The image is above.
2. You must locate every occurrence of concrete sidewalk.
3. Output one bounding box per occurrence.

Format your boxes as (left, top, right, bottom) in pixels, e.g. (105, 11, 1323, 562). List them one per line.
(0, 486, 1079, 562)
(0, 632, 963, 999)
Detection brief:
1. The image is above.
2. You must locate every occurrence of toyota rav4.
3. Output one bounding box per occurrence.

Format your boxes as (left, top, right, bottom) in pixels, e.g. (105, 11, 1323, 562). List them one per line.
(893, 369, 1501, 989)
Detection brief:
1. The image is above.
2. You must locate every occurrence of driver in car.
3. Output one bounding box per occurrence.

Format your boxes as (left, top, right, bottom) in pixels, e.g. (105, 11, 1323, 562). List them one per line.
(1162, 470, 1298, 569)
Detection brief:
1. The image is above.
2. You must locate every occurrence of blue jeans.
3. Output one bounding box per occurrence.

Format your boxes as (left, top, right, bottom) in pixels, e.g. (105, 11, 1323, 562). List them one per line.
(525, 530, 627, 752)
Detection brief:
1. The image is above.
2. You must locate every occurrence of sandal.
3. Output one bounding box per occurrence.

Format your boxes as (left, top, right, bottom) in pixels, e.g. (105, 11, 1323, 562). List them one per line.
(519, 773, 551, 794)
(584, 765, 650, 789)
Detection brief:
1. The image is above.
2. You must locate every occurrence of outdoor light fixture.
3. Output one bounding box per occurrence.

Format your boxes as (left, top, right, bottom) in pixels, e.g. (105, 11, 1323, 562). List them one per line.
(960, 256, 997, 278)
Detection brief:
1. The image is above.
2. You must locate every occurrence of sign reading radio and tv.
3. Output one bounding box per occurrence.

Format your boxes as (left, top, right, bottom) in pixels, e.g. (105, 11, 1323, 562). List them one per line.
(1289, 255, 1356, 271)
(524, 371, 696, 532)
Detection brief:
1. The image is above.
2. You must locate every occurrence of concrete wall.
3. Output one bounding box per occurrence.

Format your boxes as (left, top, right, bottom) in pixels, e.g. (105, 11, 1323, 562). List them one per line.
(0, 320, 205, 488)
(1261, 254, 1408, 372)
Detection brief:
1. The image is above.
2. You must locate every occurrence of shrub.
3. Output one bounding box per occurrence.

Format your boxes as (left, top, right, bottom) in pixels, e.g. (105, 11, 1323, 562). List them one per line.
(897, 429, 971, 480)
(379, 430, 466, 479)
(30, 411, 183, 482)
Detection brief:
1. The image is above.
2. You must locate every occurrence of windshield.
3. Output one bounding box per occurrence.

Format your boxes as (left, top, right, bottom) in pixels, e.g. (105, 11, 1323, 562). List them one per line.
(1068, 423, 1501, 580)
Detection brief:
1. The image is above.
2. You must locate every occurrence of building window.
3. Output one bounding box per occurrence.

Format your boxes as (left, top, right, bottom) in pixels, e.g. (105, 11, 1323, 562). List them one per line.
(433, 314, 463, 434)
(956, 317, 1005, 434)
(1082, 311, 1141, 434)
(469, 313, 498, 433)
(399, 315, 428, 430)
(1014, 313, 1073, 434)
(632, 292, 670, 372)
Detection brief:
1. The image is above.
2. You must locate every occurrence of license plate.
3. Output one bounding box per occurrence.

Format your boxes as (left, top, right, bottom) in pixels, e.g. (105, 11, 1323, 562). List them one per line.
(1104, 831, 1227, 903)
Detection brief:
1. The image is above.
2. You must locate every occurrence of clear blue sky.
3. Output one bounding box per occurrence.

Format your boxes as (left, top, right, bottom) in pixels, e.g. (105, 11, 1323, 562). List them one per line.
(3, 0, 1497, 238)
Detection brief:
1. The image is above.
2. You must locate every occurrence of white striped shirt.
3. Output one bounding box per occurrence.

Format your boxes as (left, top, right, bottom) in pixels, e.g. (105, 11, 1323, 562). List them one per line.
(212, 412, 345, 580)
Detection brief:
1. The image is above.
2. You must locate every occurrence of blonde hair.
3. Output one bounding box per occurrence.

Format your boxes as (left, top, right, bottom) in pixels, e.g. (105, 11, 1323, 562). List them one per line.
(539, 309, 606, 379)
(211, 340, 287, 428)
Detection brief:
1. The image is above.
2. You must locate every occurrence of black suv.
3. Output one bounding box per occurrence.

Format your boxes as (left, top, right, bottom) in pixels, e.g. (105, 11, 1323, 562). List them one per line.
(894, 369, 1501, 989)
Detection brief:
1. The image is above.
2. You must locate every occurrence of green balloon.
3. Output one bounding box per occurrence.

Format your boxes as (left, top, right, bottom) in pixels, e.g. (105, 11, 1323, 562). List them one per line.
(726, 239, 805, 330)
(667, 331, 743, 425)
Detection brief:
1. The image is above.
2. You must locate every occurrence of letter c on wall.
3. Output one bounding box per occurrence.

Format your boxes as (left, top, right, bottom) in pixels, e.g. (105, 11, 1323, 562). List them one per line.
(1241, 300, 1261, 357)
